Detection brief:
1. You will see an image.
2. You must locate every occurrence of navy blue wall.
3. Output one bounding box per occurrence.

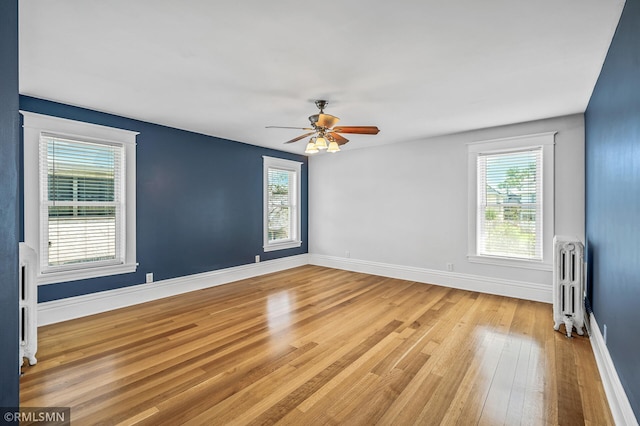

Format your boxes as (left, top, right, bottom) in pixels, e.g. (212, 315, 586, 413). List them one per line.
(0, 0, 20, 408)
(19, 96, 308, 302)
(585, 0, 640, 418)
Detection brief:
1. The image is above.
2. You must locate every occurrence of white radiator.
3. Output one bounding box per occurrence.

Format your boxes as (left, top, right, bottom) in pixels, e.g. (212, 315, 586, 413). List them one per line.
(553, 236, 585, 338)
(19, 242, 38, 368)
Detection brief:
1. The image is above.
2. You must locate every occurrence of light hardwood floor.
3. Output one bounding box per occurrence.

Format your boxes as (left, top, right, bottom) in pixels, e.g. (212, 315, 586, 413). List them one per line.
(21, 266, 613, 425)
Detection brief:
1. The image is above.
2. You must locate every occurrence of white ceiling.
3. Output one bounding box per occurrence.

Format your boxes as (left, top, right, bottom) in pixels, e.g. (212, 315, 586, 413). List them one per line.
(19, 0, 624, 155)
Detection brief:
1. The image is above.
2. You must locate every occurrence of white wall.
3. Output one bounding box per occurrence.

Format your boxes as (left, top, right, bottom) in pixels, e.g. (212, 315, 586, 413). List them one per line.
(309, 114, 584, 296)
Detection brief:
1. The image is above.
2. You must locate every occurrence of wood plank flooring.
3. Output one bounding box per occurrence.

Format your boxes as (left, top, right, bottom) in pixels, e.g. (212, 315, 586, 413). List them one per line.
(20, 265, 613, 425)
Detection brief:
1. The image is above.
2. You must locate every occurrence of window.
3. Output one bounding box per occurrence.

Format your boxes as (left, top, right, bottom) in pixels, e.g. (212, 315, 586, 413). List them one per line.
(43, 135, 122, 269)
(478, 149, 542, 259)
(468, 132, 555, 269)
(263, 156, 302, 252)
(22, 112, 138, 284)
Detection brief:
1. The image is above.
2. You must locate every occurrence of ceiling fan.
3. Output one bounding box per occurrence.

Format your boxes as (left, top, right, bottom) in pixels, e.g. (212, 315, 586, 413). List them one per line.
(266, 100, 380, 153)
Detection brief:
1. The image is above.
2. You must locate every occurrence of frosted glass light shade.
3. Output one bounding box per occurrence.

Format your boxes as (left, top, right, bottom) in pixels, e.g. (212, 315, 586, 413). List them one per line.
(327, 141, 340, 153)
(305, 140, 319, 154)
(315, 136, 328, 150)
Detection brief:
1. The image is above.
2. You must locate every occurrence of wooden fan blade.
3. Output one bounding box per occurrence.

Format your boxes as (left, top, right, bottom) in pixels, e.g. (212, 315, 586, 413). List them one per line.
(316, 114, 340, 128)
(332, 126, 380, 135)
(328, 132, 349, 145)
(284, 132, 315, 144)
(266, 126, 314, 130)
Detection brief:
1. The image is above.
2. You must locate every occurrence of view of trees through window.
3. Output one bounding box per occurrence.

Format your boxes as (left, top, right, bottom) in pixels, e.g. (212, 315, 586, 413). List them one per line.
(480, 150, 541, 259)
(267, 168, 292, 242)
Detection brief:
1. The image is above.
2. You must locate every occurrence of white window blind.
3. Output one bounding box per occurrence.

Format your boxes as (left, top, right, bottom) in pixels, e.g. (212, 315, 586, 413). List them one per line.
(40, 134, 124, 271)
(267, 167, 295, 242)
(477, 148, 543, 260)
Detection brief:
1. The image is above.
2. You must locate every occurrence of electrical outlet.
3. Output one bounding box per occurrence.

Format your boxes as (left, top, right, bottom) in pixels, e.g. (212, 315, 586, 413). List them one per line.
(146, 273, 153, 283)
(446, 263, 454, 272)
(255, 255, 260, 263)
(603, 324, 607, 345)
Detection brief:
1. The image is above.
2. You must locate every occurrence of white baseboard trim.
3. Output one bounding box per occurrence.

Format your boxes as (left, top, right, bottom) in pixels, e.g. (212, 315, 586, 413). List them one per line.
(38, 253, 552, 326)
(308, 254, 552, 303)
(38, 254, 310, 326)
(589, 314, 639, 426)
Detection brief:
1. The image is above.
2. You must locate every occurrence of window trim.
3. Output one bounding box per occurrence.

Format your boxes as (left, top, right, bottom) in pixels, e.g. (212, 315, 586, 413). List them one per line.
(467, 132, 555, 271)
(21, 111, 138, 285)
(263, 156, 302, 252)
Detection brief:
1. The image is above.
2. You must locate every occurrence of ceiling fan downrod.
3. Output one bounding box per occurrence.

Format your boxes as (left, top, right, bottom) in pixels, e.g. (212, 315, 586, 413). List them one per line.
(315, 100, 328, 113)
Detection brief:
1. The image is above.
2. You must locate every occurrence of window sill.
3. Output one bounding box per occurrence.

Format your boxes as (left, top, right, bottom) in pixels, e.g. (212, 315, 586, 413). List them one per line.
(263, 240, 302, 252)
(37, 262, 138, 285)
(467, 255, 552, 271)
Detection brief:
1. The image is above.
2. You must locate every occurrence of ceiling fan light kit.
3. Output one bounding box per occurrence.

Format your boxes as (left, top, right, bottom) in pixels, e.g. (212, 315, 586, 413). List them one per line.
(267, 100, 380, 155)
